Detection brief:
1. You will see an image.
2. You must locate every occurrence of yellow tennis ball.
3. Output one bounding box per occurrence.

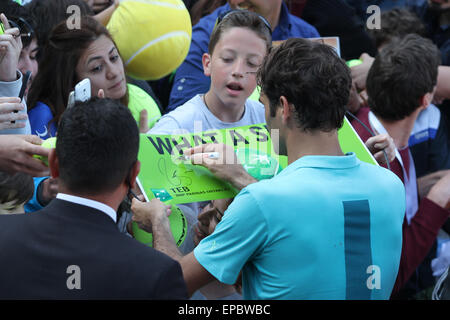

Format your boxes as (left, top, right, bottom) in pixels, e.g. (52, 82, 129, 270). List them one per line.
(107, 0, 192, 80)
(33, 137, 57, 166)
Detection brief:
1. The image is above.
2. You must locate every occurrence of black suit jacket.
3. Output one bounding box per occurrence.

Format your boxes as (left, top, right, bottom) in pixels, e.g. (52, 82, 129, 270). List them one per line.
(0, 199, 187, 299)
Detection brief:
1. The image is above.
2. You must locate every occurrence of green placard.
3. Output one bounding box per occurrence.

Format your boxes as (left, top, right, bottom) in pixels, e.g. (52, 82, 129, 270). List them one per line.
(339, 117, 377, 165)
(137, 123, 282, 205)
(137, 120, 377, 205)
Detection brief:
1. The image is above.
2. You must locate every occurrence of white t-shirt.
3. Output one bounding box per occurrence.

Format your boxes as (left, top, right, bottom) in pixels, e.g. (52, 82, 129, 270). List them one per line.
(149, 94, 265, 135)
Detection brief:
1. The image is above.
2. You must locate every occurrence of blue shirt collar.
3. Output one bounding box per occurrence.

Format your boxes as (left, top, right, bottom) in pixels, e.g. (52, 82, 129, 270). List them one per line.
(278, 152, 360, 177)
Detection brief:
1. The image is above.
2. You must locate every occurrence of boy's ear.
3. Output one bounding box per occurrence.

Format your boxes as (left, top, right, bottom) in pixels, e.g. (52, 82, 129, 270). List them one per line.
(202, 53, 212, 77)
(48, 148, 60, 179)
(420, 91, 434, 110)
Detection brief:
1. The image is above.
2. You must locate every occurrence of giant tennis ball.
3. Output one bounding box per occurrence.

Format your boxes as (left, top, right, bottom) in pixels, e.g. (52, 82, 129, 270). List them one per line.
(107, 0, 192, 80)
(127, 83, 161, 129)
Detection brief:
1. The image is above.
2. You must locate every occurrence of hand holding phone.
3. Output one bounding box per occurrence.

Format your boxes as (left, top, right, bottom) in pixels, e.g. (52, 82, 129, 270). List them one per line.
(11, 70, 31, 124)
(67, 78, 91, 108)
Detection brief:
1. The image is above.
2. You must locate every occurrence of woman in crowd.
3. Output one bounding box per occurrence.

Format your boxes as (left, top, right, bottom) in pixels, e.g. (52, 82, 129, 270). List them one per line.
(27, 16, 161, 139)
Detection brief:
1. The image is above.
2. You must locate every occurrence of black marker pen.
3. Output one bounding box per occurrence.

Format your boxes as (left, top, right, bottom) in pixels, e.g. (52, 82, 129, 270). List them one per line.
(12, 71, 31, 124)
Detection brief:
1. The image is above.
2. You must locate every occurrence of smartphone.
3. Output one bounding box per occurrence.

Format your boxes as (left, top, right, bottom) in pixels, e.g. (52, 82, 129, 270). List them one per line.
(67, 91, 75, 109)
(74, 78, 91, 102)
(11, 71, 31, 124)
(67, 78, 91, 108)
(0, 22, 5, 35)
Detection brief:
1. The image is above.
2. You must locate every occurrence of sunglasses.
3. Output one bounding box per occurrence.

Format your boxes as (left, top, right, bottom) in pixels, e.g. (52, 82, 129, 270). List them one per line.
(215, 9, 272, 37)
(7, 17, 35, 46)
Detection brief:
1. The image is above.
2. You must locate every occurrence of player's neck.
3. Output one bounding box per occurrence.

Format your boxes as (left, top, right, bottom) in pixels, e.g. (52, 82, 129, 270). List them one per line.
(287, 129, 344, 164)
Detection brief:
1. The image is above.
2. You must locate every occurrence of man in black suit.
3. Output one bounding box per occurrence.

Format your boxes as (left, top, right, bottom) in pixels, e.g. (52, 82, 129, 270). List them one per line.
(0, 98, 187, 299)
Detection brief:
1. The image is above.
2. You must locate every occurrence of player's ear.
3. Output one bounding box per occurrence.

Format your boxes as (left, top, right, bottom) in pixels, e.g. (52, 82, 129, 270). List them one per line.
(280, 96, 292, 124)
(202, 53, 212, 77)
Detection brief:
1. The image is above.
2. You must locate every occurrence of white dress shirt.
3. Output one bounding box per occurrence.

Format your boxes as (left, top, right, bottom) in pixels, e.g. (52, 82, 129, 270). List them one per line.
(56, 193, 117, 223)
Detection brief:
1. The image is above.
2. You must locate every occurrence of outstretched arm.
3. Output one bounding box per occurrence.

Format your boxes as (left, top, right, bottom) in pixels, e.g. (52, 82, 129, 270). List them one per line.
(184, 143, 257, 191)
(131, 198, 215, 297)
(0, 134, 49, 176)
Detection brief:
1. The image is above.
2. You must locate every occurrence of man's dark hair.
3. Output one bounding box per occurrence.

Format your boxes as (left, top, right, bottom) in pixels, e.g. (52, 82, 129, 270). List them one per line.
(257, 38, 351, 132)
(56, 98, 139, 195)
(367, 34, 441, 121)
(0, 172, 34, 207)
(368, 8, 427, 49)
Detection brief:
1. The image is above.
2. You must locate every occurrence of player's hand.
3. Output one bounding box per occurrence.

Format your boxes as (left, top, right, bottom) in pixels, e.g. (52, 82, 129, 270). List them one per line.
(131, 198, 171, 233)
(184, 143, 257, 190)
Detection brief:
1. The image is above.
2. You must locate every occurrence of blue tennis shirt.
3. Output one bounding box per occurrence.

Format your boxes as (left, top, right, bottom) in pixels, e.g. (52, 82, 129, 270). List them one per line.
(194, 153, 405, 299)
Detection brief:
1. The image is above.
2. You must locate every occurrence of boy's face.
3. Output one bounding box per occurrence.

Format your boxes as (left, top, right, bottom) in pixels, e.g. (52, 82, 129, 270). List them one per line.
(203, 27, 266, 109)
(0, 201, 25, 215)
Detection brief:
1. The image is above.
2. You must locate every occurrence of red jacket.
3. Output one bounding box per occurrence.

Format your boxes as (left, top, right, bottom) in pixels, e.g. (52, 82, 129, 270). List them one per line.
(350, 107, 449, 297)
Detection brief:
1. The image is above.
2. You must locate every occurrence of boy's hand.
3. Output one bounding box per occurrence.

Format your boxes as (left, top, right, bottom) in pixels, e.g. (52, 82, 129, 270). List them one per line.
(351, 53, 374, 92)
(365, 133, 396, 165)
(418, 170, 450, 199)
(0, 134, 50, 177)
(139, 109, 149, 133)
(39, 177, 59, 206)
(427, 171, 450, 209)
(0, 97, 27, 130)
